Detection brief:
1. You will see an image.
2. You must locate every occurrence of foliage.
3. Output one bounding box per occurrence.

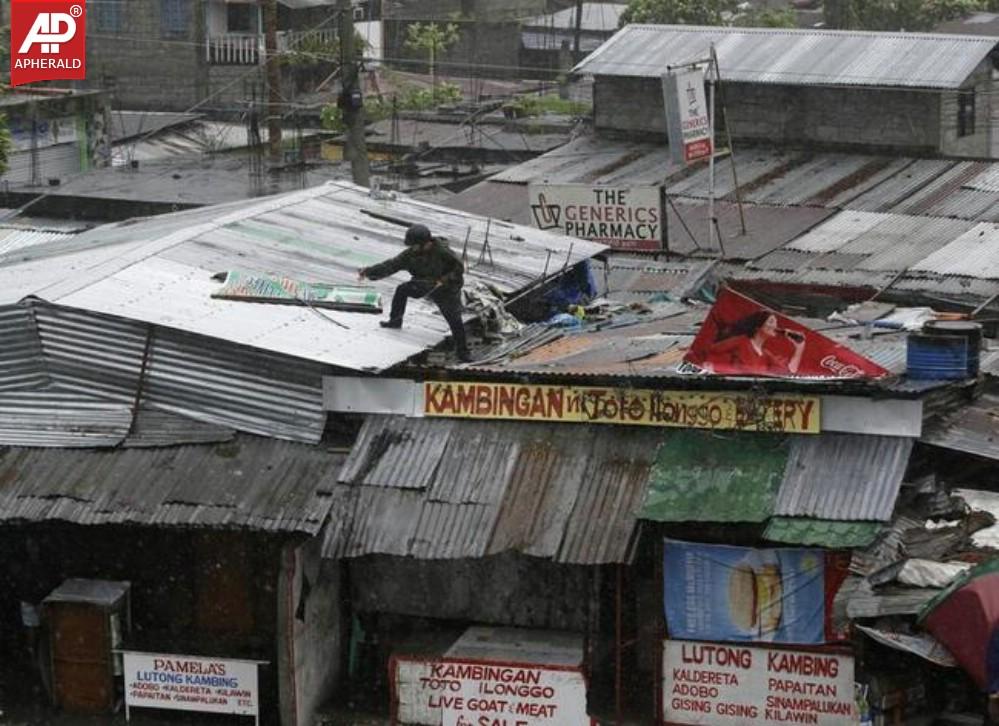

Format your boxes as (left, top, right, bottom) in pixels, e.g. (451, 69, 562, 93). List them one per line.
(0, 114, 11, 174)
(619, 0, 738, 26)
(734, 7, 797, 27)
(404, 21, 460, 65)
(824, 0, 995, 30)
(321, 82, 464, 132)
(280, 31, 367, 66)
(503, 94, 591, 118)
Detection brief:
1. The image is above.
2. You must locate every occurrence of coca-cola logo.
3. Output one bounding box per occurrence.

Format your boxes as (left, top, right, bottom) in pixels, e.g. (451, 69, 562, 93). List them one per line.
(820, 355, 863, 378)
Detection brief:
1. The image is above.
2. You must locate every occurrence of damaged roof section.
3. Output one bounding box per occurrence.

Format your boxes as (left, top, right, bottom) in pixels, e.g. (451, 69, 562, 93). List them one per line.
(0, 181, 606, 372)
(0, 436, 344, 533)
(0, 299, 327, 445)
(324, 415, 660, 564)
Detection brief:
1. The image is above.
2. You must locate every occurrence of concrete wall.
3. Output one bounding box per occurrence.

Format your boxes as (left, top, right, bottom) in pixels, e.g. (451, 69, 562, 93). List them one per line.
(349, 553, 590, 630)
(593, 74, 966, 156)
(278, 539, 344, 726)
(383, 18, 522, 79)
(84, 0, 208, 111)
(940, 61, 995, 158)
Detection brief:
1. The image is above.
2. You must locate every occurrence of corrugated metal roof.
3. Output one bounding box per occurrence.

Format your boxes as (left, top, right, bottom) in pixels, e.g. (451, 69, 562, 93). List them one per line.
(641, 430, 790, 523)
(0, 436, 343, 532)
(574, 24, 998, 88)
(921, 395, 999, 460)
(1, 300, 327, 444)
(0, 228, 77, 257)
(775, 434, 913, 520)
(0, 304, 48, 392)
(764, 517, 883, 547)
(327, 416, 662, 563)
(0, 182, 606, 372)
(909, 222, 999, 278)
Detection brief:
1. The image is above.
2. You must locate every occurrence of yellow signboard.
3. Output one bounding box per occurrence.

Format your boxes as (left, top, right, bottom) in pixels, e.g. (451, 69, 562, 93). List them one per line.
(423, 381, 820, 434)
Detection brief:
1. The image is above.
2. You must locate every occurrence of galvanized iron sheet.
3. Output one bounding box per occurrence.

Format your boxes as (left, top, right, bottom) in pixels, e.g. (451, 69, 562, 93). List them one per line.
(326, 417, 658, 564)
(575, 25, 998, 88)
(0, 304, 48, 392)
(775, 433, 913, 521)
(0, 436, 344, 532)
(6, 300, 327, 444)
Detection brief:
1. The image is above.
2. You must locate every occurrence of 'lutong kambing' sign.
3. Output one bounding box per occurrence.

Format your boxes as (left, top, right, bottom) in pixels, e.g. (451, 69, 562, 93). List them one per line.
(423, 381, 820, 434)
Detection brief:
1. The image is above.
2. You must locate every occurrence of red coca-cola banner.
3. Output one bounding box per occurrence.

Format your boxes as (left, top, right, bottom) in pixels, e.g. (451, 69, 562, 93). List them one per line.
(683, 288, 890, 379)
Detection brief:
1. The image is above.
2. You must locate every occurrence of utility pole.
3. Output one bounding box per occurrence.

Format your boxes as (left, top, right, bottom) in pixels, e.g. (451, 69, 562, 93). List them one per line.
(264, 0, 283, 167)
(572, 0, 583, 59)
(339, 0, 371, 187)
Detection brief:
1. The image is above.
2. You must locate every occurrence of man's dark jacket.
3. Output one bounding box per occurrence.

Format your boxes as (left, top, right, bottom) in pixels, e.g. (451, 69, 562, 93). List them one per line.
(363, 240, 464, 291)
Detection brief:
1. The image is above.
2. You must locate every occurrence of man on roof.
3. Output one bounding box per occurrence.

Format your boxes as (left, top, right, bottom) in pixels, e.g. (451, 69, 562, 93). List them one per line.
(359, 223, 471, 362)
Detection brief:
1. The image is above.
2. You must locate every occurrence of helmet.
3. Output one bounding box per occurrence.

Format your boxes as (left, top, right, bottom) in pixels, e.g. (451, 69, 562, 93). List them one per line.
(404, 224, 433, 246)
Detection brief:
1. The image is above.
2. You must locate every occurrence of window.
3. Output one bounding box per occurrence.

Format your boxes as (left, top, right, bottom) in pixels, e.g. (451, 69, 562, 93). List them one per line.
(226, 2, 256, 33)
(958, 89, 976, 137)
(92, 0, 124, 32)
(160, 0, 191, 38)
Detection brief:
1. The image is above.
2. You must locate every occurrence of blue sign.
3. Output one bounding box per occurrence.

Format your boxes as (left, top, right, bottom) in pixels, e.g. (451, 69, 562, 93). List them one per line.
(664, 539, 826, 645)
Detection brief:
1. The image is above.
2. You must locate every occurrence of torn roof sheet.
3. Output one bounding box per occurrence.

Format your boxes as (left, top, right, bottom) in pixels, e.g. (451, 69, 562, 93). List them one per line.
(0, 182, 606, 372)
(574, 25, 999, 89)
(0, 435, 343, 533)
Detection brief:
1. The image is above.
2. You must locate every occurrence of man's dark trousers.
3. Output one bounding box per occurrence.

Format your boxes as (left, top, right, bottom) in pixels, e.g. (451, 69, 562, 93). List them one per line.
(389, 280, 467, 353)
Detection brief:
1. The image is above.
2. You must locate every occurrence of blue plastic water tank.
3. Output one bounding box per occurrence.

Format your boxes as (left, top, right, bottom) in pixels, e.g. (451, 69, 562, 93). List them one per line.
(906, 334, 969, 380)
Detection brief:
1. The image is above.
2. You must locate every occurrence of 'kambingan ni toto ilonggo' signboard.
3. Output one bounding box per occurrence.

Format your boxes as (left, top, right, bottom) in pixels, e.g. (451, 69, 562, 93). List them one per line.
(392, 655, 593, 725)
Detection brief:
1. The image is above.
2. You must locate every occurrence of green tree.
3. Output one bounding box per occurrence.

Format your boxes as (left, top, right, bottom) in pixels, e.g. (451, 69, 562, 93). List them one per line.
(824, 0, 989, 30)
(404, 22, 460, 100)
(735, 7, 796, 27)
(619, 0, 738, 26)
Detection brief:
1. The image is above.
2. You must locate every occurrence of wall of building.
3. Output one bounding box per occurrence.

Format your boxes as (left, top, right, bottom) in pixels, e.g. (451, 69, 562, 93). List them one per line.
(593, 75, 944, 155)
(940, 61, 995, 158)
(383, 18, 522, 79)
(3, 92, 111, 186)
(278, 539, 345, 726)
(84, 0, 207, 111)
(384, 0, 548, 20)
(349, 553, 590, 630)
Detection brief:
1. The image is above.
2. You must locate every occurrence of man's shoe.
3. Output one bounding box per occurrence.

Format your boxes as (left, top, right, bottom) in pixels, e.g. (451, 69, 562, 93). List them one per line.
(380, 319, 402, 329)
(457, 348, 473, 363)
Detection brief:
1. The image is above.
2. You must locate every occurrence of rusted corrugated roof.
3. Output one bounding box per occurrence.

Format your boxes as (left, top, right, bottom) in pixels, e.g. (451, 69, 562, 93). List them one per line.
(326, 416, 664, 564)
(922, 395, 999, 460)
(775, 434, 913, 520)
(0, 436, 343, 532)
